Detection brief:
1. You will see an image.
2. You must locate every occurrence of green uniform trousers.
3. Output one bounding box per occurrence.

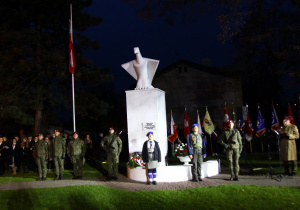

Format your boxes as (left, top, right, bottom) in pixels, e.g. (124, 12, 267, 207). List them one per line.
(107, 154, 118, 177)
(36, 157, 47, 178)
(53, 156, 64, 176)
(72, 156, 84, 176)
(192, 148, 203, 179)
(227, 148, 240, 176)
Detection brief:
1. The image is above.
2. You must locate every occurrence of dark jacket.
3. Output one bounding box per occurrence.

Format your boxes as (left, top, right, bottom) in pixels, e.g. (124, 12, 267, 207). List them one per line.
(142, 140, 161, 163)
(187, 133, 207, 156)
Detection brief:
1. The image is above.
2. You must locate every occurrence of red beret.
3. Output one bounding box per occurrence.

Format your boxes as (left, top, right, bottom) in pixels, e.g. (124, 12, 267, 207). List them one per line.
(283, 116, 290, 121)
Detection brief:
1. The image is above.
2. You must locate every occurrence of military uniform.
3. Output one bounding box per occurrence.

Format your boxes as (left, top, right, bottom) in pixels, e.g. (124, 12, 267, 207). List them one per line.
(279, 124, 299, 174)
(187, 132, 206, 181)
(101, 133, 122, 179)
(51, 135, 66, 180)
(67, 137, 86, 179)
(34, 139, 48, 180)
(219, 128, 242, 179)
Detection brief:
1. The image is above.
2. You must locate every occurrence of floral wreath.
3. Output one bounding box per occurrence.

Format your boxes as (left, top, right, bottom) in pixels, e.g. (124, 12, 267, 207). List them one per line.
(128, 153, 145, 169)
(174, 143, 188, 157)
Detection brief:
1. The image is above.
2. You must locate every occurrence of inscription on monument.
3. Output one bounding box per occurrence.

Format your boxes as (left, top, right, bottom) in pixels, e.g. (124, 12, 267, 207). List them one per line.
(142, 122, 156, 130)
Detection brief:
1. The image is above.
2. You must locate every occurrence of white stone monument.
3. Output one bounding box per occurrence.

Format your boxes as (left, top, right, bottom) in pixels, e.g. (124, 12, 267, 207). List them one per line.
(122, 47, 220, 182)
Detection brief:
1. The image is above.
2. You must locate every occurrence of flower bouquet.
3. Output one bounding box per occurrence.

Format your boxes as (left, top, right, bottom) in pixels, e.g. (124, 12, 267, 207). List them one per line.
(174, 143, 188, 157)
(128, 154, 145, 169)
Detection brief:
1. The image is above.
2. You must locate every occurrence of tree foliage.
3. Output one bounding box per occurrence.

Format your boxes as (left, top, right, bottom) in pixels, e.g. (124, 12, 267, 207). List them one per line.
(0, 0, 111, 135)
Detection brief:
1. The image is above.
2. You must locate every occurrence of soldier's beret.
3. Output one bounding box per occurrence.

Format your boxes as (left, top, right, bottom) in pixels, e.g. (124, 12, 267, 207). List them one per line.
(146, 132, 153, 136)
(109, 127, 114, 130)
(283, 116, 290, 121)
(38, 133, 43, 136)
(54, 129, 60, 133)
(191, 124, 198, 129)
(73, 131, 78, 135)
(229, 120, 234, 124)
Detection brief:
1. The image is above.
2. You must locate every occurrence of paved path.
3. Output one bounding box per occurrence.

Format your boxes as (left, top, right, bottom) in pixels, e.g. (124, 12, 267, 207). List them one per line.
(0, 173, 299, 191)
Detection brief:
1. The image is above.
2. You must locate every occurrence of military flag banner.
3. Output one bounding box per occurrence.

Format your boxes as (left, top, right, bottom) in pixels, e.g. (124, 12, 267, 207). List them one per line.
(203, 108, 214, 135)
(256, 106, 266, 137)
(168, 112, 178, 143)
(223, 103, 230, 130)
(244, 104, 253, 142)
(288, 103, 296, 125)
(197, 110, 203, 134)
(271, 104, 280, 131)
(184, 108, 190, 138)
(69, 8, 76, 74)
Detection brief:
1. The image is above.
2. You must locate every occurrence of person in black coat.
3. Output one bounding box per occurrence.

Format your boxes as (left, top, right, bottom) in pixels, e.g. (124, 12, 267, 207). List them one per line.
(9, 138, 20, 175)
(20, 137, 30, 173)
(142, 132, 161, 185)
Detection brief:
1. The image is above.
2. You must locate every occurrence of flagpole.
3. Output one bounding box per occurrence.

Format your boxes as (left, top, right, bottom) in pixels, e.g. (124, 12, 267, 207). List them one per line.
(70, 4, 76, 132)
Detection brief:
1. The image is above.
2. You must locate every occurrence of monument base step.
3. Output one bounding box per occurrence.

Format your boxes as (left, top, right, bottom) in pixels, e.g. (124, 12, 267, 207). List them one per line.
(127, 160, 220, 182)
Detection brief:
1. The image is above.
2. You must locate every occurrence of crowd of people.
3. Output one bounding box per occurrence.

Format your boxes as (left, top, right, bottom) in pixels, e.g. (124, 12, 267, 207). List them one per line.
(0, 117, 298, 184)
(0, 130, 103, 180)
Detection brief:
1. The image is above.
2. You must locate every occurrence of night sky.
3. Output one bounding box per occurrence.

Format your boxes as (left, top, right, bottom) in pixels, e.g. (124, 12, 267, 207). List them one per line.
(83, 1, 234, 93)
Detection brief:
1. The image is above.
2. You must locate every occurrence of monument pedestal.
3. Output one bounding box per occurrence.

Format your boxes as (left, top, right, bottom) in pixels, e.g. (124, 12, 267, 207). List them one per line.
(127, 160, 220, 182)
(126, 88, 167, 167)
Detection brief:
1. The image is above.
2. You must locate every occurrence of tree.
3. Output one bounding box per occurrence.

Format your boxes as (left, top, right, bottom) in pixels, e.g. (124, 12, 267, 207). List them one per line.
(123, 0, 300, 108)
(0, 0, 111, 136)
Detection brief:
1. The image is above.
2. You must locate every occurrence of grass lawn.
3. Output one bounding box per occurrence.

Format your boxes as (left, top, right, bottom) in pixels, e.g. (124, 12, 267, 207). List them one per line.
(0, 185, 299, 209)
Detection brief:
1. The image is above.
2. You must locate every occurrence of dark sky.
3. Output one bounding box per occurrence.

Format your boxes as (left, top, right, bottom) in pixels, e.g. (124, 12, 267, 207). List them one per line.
(83, 1, 235, 93)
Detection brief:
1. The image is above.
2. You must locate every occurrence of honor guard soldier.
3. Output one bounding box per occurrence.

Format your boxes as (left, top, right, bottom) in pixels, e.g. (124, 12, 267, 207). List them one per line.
(279, 116, 299, 176)
(101, 127, 122, 180)
(34, 134, 48, 181)
(67, 131, 86, 179)
(219, 120, 242, 181)
(51, 130, 66, 180)
(187, 124, 207, 182)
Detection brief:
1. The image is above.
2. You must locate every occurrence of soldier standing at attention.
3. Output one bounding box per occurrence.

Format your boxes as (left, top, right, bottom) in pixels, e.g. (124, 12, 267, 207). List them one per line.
(34, 134, 48, 181)
(67, 131, 86, 179)
(51, 130, 66, 180)
(187, 124, 207, 182)
(280, 116, 299, 176)
(219, 120, 242, 181)
(100, 127, 122, 180)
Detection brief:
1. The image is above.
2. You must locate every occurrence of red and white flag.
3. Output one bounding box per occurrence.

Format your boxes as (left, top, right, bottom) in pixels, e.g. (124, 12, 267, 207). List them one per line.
(69, 11, 76, 74)
(184, 108, 190, 138)
(288, 104, 296, 125)
(223, 103, 230, 130)
(244, 104, 253, 141)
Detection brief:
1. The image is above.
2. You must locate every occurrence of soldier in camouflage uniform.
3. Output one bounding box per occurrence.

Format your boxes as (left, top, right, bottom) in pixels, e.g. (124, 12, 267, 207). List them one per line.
(100, 127, 122, 180)
(219, 120, 242, 181)
(33, 134, 48, 181)
(51, 130, 66, 180)
(67, 131, 86, 179)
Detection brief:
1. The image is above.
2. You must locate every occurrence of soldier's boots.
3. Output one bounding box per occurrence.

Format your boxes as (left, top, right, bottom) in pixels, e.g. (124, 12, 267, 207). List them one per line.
(198, 176, 203, 181)
(59, 175, 63, 180)
(230, 175, 234, 181)
(42, 177, 46, 181)
(234, 175, 239, 181)
(153, 181, 157, 185)
(54, 175, 60, 180)
(193, 177, 199, 182)
(36, 177, 42, 181)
